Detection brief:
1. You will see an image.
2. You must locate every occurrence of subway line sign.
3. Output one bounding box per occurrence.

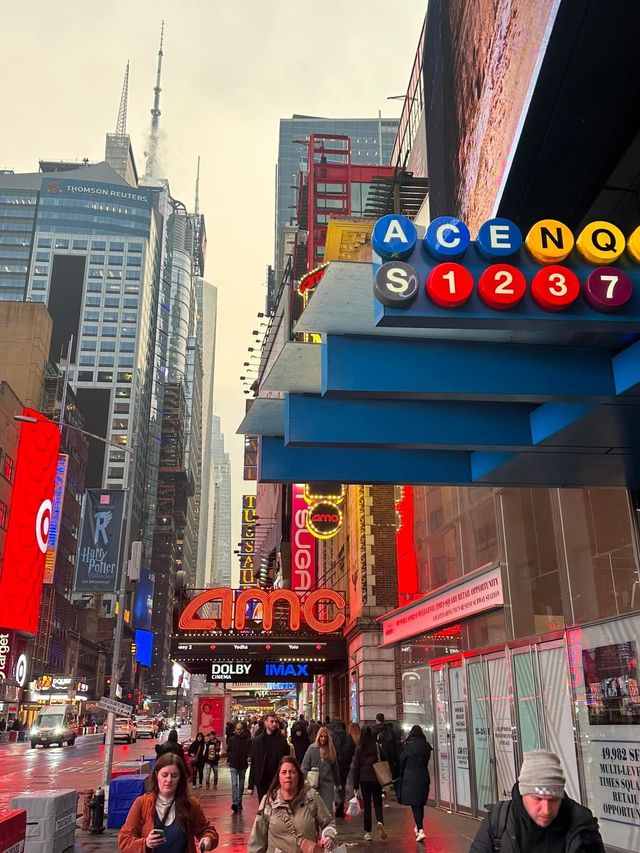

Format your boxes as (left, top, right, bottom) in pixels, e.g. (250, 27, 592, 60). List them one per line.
(372, 214, 640, 330)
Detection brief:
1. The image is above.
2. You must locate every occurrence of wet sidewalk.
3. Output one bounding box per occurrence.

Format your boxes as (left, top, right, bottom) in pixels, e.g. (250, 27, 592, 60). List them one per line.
(75, 769, 479, 852)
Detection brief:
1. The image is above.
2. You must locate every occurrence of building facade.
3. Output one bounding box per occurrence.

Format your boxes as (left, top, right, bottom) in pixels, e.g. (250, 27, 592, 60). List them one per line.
(273, 115, 398, 308)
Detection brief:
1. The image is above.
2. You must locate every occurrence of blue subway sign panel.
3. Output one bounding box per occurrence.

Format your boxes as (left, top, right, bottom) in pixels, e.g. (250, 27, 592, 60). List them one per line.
(372, 214, 640, 333)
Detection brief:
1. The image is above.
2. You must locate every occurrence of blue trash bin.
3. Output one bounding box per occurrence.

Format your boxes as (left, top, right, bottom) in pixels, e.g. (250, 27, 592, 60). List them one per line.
(17, 730, 26, 742)
(107, 775, 148, 829)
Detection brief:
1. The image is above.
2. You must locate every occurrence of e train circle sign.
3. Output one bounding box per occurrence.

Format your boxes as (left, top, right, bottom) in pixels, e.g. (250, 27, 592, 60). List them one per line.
(371, 214, 640, 330)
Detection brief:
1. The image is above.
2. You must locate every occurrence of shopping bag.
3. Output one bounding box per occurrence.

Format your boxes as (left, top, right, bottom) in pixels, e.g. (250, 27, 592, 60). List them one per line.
(347, 795, 362, 817)
(333, 846, 348, 853)
(373, 743, 393, 787)
(306, 767, 320, 789)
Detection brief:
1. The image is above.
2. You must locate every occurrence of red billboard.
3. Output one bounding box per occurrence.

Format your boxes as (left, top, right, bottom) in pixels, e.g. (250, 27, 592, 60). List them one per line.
(0, 408, 60, 633)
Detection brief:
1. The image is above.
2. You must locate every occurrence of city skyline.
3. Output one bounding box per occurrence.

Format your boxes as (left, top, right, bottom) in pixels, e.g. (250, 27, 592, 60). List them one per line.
(0, 0, 425, 553)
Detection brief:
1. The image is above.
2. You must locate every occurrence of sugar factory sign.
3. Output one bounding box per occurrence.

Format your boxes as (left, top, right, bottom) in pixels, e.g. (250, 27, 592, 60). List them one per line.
(179, 587, 346, 634)
(0, 633, 12, 682)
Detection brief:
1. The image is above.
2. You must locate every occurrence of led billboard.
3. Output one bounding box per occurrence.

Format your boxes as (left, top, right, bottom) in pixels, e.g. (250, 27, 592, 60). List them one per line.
(0, 409, 60, 633)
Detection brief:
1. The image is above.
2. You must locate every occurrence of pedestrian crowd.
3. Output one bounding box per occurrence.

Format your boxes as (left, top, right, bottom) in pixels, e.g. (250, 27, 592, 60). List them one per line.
(119, 711, 605, 852)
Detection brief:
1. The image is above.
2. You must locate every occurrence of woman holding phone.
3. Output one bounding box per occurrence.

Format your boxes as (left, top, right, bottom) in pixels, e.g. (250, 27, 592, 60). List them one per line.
(119, 754, 219, 853)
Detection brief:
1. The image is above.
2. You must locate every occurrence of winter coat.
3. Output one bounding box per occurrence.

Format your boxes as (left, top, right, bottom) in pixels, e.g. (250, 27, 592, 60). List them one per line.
(248, 782, 336, 853)
(204, 737, 221, 766)
(327, 719, 355, 776)
(301, 744, 340, 811)
(397, 736, 432, 807)
(226, 732, 251, 770)
(351, 741, 387, 790)
(188, 738, 207, 766)
(155, 741, 187, 766)
(248, 730, 291, 793)
(290, 724, 311, 764)
(118, 793, 218, 853)
(470, 785, 606, 853)
(374, 721, 400, 776)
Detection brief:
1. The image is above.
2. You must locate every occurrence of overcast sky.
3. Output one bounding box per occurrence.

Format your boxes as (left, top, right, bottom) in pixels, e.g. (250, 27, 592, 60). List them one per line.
(1, 0, 426, 565)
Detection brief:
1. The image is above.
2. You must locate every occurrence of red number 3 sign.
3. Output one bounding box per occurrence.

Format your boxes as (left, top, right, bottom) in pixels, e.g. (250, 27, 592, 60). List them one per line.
(530, 265, 580, 311)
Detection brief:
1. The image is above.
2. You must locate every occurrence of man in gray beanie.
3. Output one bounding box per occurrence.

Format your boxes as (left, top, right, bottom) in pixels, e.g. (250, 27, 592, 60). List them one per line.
(470, 750, 605, 852)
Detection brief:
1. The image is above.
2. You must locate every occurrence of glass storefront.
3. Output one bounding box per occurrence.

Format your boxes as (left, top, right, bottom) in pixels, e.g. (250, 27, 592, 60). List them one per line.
(393, 484, 640, 851)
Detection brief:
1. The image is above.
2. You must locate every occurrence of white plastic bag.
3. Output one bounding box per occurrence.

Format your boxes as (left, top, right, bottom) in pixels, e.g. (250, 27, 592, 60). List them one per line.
(347, 795, 362, 817)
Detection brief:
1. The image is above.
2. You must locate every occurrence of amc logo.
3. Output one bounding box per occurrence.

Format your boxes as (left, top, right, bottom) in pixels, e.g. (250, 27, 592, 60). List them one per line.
(179, 587, 346, 634)
(306, 500, 343, 540)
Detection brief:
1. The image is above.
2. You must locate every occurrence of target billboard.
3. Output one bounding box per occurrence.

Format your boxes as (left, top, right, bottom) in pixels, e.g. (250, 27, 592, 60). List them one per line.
(0, 408, 60, 634)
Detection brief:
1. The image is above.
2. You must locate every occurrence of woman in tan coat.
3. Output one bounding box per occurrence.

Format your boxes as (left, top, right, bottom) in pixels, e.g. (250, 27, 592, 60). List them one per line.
(248, 756, 337, 853)
(119, 754, 219, 853)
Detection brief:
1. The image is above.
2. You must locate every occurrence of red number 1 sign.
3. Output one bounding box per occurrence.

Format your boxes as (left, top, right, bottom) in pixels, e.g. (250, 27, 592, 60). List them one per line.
(426, 262, 474, 308)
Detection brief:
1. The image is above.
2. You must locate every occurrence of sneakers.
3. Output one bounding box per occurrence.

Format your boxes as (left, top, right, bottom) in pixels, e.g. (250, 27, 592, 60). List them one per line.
(364, 832, 372, 841)
(414, 827, 419, 836)
(378, 822, 387, 840)
(416, 829, 425, 842)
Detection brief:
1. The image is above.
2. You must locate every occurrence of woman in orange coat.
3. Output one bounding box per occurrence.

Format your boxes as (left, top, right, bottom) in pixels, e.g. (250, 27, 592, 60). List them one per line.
(119, 754, 219, 853)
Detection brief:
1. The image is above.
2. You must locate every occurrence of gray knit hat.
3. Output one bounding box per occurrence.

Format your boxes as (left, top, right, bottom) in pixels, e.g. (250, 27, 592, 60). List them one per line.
(518, 750, 566, 798)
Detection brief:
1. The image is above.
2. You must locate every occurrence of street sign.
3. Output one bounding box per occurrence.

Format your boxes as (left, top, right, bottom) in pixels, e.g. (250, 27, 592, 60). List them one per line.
(99, 696, 132, 716)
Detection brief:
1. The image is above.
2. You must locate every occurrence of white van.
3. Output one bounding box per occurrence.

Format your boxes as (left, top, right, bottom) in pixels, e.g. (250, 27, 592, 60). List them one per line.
(30, 705, 78, 748)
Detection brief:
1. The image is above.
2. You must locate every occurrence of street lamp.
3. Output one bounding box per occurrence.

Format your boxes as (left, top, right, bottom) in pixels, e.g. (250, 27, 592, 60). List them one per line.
(14, 413, 136, 793)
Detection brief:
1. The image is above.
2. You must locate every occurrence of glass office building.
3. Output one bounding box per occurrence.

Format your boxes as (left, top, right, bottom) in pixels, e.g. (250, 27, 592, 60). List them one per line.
(4, 164, 163, 544)
(274, 115, 399, 293)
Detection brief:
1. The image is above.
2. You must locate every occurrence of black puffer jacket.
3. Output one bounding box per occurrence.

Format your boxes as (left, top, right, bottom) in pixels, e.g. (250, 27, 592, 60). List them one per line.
(397, 735, 432, 807)
(470, 785, 606, 853)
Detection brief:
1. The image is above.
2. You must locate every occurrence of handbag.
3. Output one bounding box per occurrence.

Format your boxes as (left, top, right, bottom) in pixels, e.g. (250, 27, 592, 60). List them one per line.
(306, 767, 320, 789)
(373, 743, 393, 787)
(280, 807, 322, 853)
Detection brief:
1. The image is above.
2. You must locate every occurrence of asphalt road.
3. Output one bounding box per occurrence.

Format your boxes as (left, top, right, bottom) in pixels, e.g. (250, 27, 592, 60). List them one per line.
(0, 729, 168, 811)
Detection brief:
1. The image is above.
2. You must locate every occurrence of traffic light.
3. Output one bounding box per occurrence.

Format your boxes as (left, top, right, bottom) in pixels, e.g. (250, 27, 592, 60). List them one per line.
(126, 691, 134, 701)
(103, 677, 112, 696)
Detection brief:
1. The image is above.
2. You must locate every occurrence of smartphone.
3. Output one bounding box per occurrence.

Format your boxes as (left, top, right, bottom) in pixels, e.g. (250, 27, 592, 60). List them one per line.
(152, 830, 166, 841)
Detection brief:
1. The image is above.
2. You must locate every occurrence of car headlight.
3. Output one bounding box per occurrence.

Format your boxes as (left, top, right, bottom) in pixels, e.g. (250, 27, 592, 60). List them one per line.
(31, 728, 39, 736)
(54, 726, 64, 734)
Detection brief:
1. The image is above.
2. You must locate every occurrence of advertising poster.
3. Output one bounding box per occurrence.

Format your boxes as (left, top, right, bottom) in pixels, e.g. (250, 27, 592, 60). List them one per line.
(434, 669, 452, 806)
(0, 408, 60, 633)
(75, 490, 125, 592)
(43, 454, 68, 584)
(133, 568, 155, 630)
(196, 696, 225, 738)
(568, 618, 640, 852)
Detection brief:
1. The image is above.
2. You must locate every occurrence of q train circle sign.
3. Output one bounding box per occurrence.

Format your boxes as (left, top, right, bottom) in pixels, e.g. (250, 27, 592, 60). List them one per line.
(372, 214, 640, 331)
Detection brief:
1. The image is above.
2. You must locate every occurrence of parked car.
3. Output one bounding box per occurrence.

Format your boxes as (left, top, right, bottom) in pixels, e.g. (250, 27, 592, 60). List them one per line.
(103, 717, 137, 744)
(30, 705, 78, 748)
(136, 717, 158, 738)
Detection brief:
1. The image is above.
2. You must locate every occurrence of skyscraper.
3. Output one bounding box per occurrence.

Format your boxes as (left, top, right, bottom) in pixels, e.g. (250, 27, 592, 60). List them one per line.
(209, 415, 231, 588)
(273, 114, 398, 305)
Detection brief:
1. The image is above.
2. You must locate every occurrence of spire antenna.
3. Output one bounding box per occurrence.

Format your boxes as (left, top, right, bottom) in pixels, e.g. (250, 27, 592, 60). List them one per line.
(194, 156, 201, 215)
(115, 60, 130, 137)
(144, 21, 165, 178)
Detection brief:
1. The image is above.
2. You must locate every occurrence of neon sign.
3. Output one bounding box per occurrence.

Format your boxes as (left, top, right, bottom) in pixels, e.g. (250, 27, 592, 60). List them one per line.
(179, 587, 346, 634)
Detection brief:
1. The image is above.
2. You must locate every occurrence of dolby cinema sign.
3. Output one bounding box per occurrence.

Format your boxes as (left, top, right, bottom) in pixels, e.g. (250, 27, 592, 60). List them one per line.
(207, 660, 318, 683)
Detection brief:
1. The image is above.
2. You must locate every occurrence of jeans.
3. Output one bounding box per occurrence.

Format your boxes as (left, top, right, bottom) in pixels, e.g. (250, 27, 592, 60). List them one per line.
(411, 805, 424, 830)
(230, 766, 247, 806)
(192, 761, 204, 786)
(203, 763, 219, 787)
(360, 780, 384, 833)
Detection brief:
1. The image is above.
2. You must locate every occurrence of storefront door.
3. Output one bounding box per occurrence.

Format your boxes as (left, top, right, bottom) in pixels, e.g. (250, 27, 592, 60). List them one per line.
(431, 662, 472, 813)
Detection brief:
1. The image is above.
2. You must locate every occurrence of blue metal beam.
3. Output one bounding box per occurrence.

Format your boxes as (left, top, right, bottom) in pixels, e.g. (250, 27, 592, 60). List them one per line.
(613, 339, 640, 396)
(322, 335, 617, 401)
(259, 437, 472, 484)
(285, 394, 535, 450)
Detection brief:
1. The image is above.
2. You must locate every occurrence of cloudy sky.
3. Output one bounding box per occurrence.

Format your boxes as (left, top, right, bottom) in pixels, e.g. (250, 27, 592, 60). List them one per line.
(1, 0, 426, 557)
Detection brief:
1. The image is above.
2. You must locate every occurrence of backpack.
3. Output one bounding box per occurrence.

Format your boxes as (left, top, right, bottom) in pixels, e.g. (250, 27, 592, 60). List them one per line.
(489, 800, 511, 851)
